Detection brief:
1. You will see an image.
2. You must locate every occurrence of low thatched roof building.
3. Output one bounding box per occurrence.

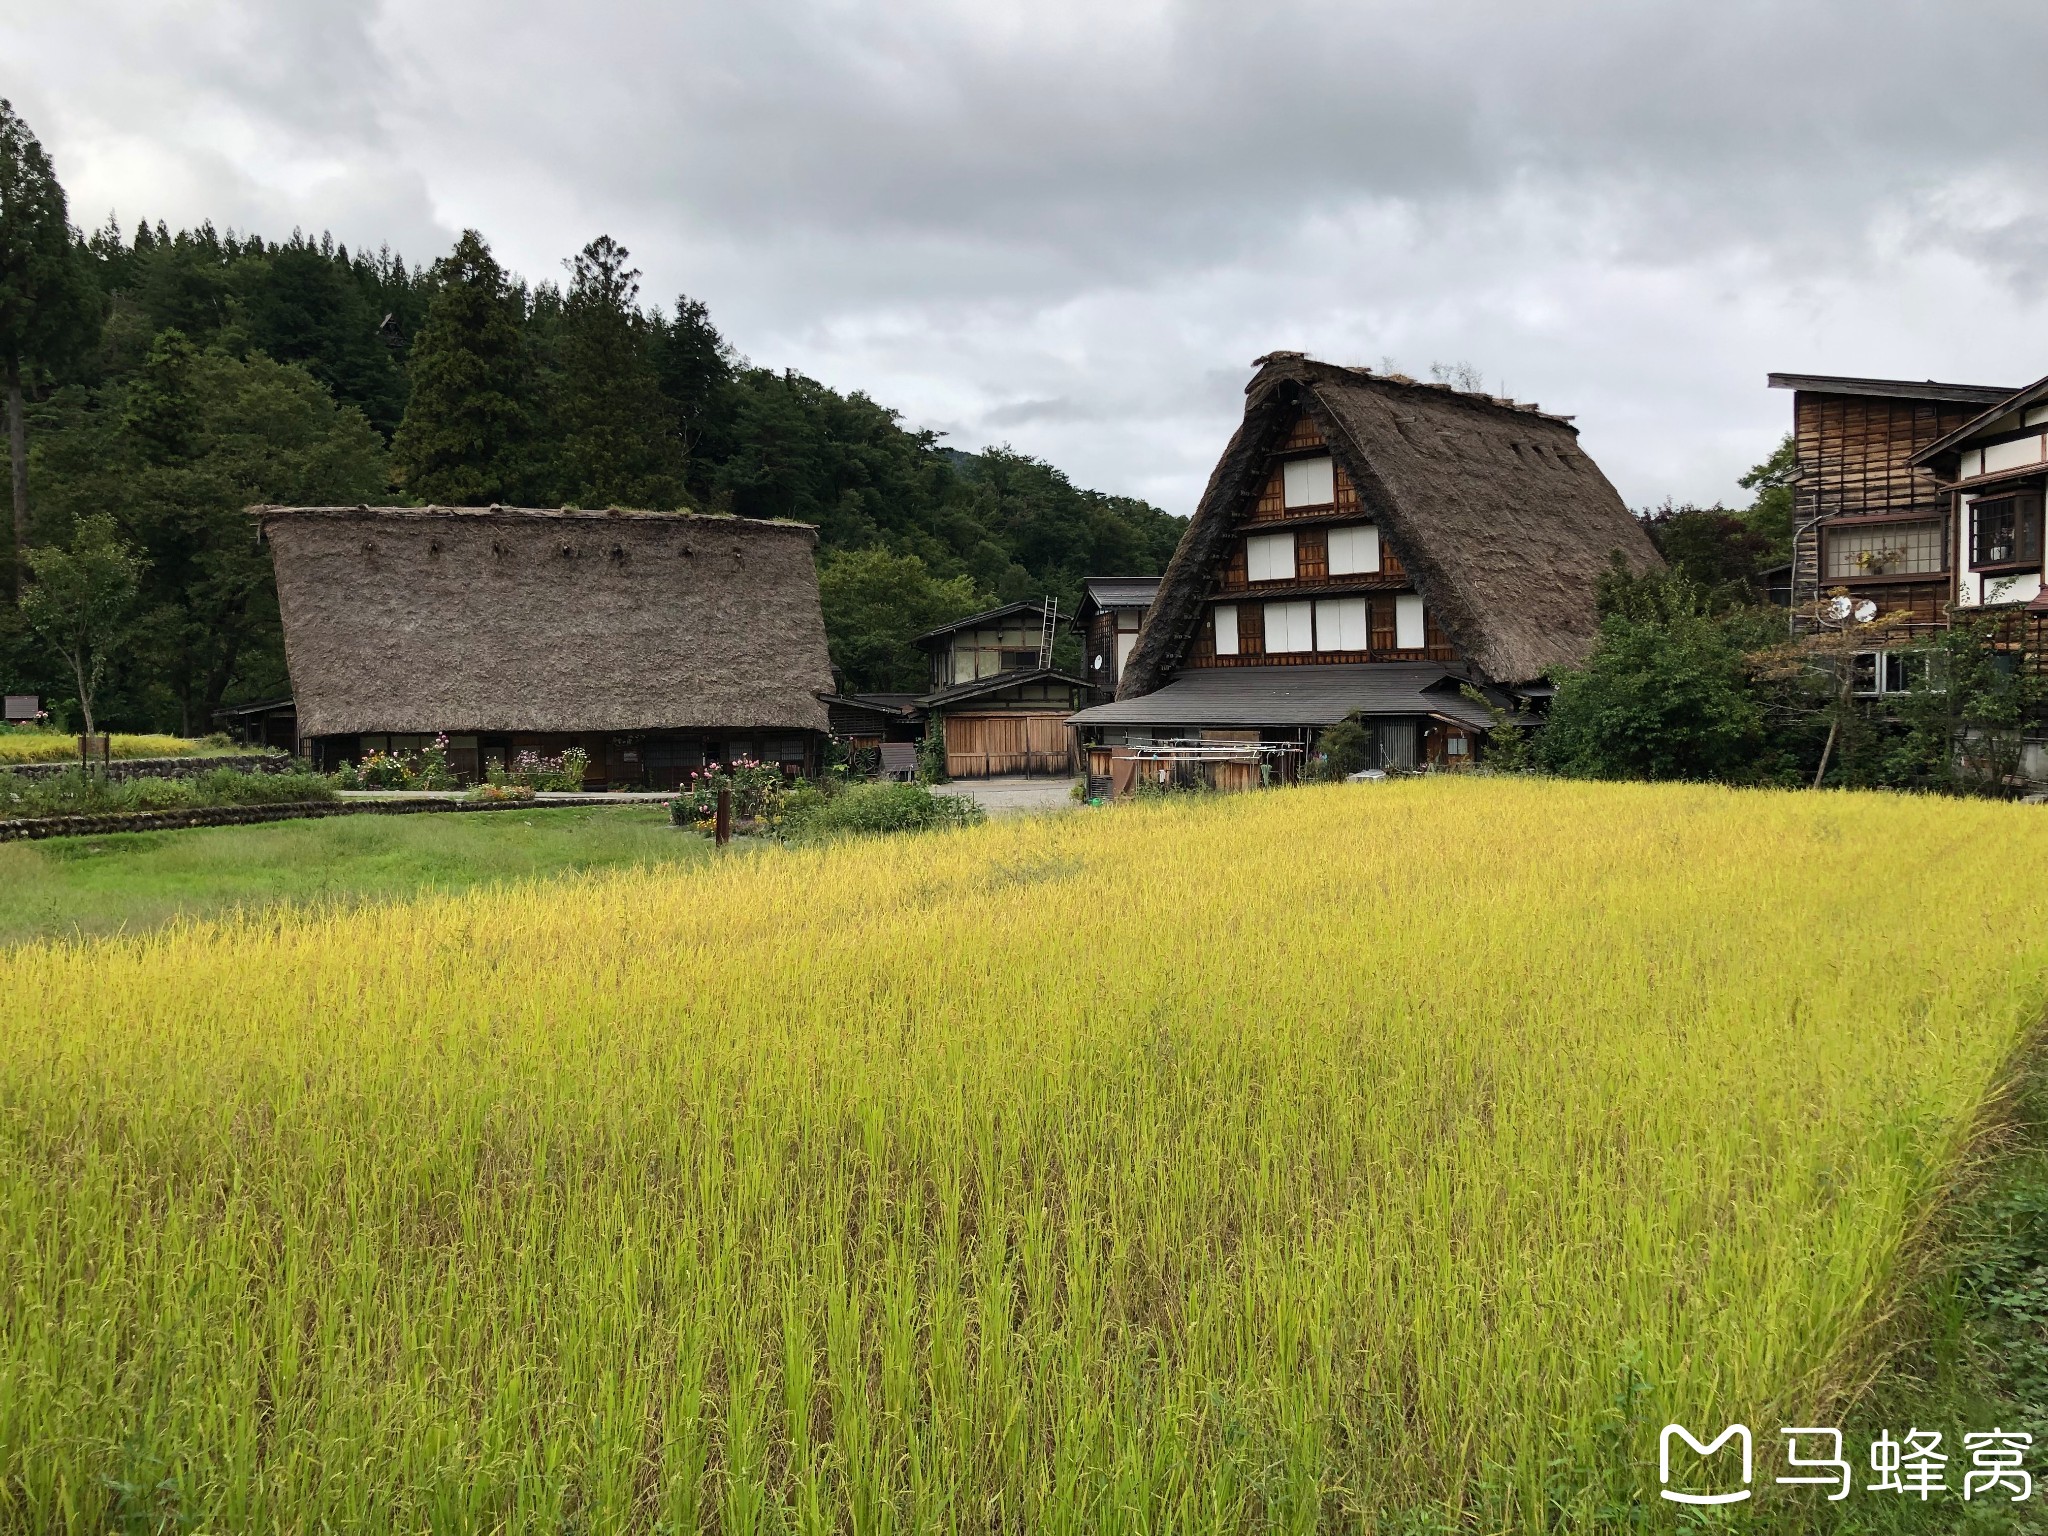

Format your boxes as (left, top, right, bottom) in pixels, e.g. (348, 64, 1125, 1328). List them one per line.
(254, 504, 835, 785)
(1071, 353, 1659, 785)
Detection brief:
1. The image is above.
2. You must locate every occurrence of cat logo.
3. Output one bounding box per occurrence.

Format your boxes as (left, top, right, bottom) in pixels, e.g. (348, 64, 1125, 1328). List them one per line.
(1660, 1423, 1753, 1505)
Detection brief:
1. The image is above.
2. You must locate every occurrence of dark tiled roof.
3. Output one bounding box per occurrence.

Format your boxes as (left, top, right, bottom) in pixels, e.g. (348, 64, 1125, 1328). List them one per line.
(1909, 373, 2048, 468)
(1070, 662, 1494, 730)
(821, 691, 921, 717)
(919, 667, 1087, 708)
(912, 600, 1055, 645)
(1081, 576, 1161, 609)
(1767, 373, 2020, 405)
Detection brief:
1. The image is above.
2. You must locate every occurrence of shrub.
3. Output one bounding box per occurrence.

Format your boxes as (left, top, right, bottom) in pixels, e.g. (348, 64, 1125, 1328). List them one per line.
(916, 717, 948, 784)
(500, 748, 589, 793)
(1539, 569, 1772, 782)
(778, 780, 984, 841)
(411, 736, 460, 792)
(1307, 715, 1374, 781)
(0, 767, 335, 821)
(669, 760, 788, 830)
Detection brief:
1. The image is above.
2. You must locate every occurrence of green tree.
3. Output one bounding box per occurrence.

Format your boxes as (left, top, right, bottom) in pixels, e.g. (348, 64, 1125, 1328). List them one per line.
(1540, 566, 1771, 782)
(1638, 501, 1777, 603)
(817, 546, 985, 692)
(553, 236, 684, 509)
(30, 332, 387, 730)
(1884, 617, 2048, 795)
(0, 99, 101, 596)
(20, 514, 142, 737)
(238, 233, 409, 436)
(390, 231, 529, 504)
(652, 293, 734, 475)
(1739, 433, 1796, 562)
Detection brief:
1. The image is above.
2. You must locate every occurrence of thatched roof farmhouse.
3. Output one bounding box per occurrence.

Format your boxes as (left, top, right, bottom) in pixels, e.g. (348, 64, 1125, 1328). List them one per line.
(255, 504, 835, 787)
(1071, 353, 1659, 782)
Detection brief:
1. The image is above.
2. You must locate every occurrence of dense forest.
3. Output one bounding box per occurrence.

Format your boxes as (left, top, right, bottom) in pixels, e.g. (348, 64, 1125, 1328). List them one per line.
(0, 103, 1185, 732)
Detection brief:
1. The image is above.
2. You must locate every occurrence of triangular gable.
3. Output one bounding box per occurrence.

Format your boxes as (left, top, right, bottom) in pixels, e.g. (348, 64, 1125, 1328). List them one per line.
(1120, 356, 1657, 693)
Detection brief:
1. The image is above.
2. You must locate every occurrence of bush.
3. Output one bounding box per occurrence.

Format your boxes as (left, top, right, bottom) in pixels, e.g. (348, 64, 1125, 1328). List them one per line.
(669, 760, 790, 832)
(1306, 715, 1374, 781)
(917, 718, 948, 784)
(778, 780, 985, 841)
(0, 767, 336, 821)
(1539, 568, 1774, 783)
(494, 747, 589, 793)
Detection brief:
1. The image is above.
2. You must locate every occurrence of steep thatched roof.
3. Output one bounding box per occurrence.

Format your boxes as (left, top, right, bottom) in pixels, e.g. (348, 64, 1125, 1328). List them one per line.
(1120, 355, 1660, 692)
(255, 505, 834, 736)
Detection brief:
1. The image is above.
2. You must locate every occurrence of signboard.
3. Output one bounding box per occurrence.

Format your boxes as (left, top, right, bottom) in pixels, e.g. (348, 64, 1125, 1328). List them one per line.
(3, 695, 38, 721)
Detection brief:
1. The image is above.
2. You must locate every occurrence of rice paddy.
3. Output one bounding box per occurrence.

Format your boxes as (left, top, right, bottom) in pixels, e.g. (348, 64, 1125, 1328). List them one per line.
(2, 777, 2044, 1532)
(0, 731, 234, 765)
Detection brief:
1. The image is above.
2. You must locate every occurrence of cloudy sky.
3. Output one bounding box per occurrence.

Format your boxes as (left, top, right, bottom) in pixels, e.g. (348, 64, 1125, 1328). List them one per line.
(10, 0, 2048, 515)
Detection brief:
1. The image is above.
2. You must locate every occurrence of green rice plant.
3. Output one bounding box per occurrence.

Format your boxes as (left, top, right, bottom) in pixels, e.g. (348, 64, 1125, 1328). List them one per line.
(777, 779, 986, 840)
(0, 778, 2044, 1531)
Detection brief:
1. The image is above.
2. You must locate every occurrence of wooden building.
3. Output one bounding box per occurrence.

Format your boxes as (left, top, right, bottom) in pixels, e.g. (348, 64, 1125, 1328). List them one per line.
(914, 600, 1088, 777)
(1069, 352, 1660, 787)
(255, 504, 835, 786)
(820, 690, 924, 756)
(1908, 371, 2048, 639)
(1074, 576, 1161, 699)
(214, 696, 299, 752)
(1768, 373, 2018, 641)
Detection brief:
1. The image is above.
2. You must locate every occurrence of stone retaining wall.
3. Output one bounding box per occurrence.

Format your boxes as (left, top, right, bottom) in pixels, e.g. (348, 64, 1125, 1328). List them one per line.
(4, 751, 293, 784)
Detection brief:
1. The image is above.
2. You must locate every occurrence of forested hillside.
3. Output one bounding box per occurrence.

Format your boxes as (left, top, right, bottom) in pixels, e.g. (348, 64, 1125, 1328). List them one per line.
(2, 104, 1184, 729)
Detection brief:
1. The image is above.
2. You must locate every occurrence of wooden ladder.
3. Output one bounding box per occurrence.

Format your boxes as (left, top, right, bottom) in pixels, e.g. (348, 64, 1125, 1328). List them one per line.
(1037, 596, 1058, 669)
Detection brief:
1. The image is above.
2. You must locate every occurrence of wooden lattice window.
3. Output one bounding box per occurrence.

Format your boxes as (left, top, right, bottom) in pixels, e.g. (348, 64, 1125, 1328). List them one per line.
(1971, 494, 2043, 571)
(1281, 415, 1326, 451)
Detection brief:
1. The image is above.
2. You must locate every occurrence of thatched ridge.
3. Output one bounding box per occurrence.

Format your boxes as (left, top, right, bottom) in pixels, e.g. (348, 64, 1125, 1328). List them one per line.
(254, 505, 834, 737)
(1121, 355, 1660, 692)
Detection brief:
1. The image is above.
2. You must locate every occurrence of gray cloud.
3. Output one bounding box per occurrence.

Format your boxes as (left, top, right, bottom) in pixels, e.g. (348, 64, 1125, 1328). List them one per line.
(9, 0, 2048, 514)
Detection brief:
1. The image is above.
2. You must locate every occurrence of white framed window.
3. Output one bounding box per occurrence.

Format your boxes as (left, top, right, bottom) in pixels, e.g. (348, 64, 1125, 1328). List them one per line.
(1326, 523, 1380, 575)
(1824, 521, 1943, 579)
(1264, 600, 1314, 652)
(1853, 650, 1928, 696)
(1213, 604, 1239, 656)
(1245, 531, 1297, 583)
(1314, 597, 1367, 651)
(1394, 593, 1426, 649)
(1282, 456, 1336, 508)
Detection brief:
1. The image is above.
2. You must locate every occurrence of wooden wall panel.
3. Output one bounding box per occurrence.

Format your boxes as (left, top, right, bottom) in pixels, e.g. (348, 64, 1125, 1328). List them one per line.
(942, 712, 1076, 777)
(1792, 393, 1985, 605)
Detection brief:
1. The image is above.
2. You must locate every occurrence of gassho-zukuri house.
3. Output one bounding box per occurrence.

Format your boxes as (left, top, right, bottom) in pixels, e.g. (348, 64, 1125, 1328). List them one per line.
(253, 504, 836, 788)
(1068, 352, 1661, 788)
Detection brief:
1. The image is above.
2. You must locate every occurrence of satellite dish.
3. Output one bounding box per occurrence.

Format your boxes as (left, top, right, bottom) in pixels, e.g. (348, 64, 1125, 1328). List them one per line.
(1092, 655, 1104, 669)
(1852, 599, 1878, 623)
(1825, 596, 1853, 622)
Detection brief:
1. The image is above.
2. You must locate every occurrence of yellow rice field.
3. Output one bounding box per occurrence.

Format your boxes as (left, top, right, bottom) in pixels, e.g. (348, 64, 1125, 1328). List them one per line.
(2, 778, 2044, 1532)
(0, 731, 219, 765)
